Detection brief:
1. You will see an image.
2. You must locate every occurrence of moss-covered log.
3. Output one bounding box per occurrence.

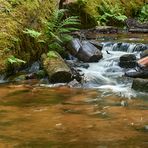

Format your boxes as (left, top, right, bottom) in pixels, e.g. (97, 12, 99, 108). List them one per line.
(0, 0, 58, 74)
(42, 51, 72, 83)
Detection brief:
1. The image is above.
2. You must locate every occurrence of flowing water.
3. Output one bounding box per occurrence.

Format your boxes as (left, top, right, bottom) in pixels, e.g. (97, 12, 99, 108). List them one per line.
(0, 33, 148, 147)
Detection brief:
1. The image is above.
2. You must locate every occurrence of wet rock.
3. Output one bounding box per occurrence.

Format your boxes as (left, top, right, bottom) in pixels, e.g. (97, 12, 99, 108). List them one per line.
(138, 56, 148, 67)
(66, 60, 89, 69)
(132, 78, 148, 92)
(87, 26, 118, 34)
(89, 40, 103, 50)
(133, 44, 148, 52)
(126, 18, 148, 33)
(68, 79, 82, 88)
(66, 39, 102, 62)
(66, 38, 82, 56)
(140, 49, 148, 58)
(77, 41, 103, 62)
(125, 69, 148, 79)
(119, 54, 137, 68)
(25, 70, 46, 80)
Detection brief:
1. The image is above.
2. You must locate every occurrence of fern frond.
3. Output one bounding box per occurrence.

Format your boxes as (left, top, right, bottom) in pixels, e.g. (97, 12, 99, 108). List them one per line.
(23, 29, 41, 38)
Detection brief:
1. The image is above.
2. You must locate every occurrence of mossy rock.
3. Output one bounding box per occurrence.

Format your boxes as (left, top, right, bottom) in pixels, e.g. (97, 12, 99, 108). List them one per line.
(0, 0, 58, 75)
(41, 51, 72, 83)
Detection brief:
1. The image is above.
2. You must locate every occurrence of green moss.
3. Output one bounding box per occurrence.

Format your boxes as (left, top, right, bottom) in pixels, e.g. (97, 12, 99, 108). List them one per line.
(0, 0, 58, 74)
(47, 51, 59, 59)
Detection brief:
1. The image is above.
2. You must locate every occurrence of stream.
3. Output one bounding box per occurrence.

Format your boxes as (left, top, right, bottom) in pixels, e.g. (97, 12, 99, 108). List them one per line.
(0, 33, 147, 147)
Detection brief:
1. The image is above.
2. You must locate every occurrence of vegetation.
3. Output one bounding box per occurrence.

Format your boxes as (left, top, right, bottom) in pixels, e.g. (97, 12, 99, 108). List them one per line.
(24, 9, 80, 57)
(0, 0, 57, 74)
(138, 4, 148, 22)
(0, 0, 147, 75)
(67, 0, 146, 28)
(97, 0, 127, 26)
(45, 9, 80, 51)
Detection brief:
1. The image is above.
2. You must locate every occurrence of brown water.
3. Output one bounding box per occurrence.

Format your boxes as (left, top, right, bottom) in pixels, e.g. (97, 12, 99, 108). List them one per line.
(0, 82, 147, 148)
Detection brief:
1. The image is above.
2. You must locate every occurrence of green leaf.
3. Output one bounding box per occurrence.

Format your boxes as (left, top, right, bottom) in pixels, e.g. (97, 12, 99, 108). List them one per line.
(7, 56, 26, 64)
(23, 29, 41, 38)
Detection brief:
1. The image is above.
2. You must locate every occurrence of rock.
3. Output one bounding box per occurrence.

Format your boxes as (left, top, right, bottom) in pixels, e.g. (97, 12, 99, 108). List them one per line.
(66, 38, 82, 56)
(93, 26, 118, 34)
(119, 54, 137, 68)
(128, 28, 148, 33)
(66, 39, 103, 62)
(41, 51, 72, 83)
(77, 41, 103, 62)
(126, 18, 148, 29)
(133, 44, 148, 52)
(125, 70, 148, 79)
(89, 40, 103, 50)
(132, 78, 148, 92)
(138, 56, 148, 67)
(140, 49, 148, 58)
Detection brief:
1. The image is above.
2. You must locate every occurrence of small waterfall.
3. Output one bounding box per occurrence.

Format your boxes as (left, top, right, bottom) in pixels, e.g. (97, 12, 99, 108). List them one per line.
(102, 42, 148, 53)
(76, 41, 148, 98)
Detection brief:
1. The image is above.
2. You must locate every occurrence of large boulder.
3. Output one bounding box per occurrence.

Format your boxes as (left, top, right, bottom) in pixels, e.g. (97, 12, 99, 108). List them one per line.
(0, 0, 58, 75)
(77, 40, 102, 62)
(66, 39, 102, 62)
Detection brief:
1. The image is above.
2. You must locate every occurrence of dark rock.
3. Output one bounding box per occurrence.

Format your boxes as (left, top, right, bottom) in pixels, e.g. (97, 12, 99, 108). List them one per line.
(128, 28, 148, 33)
(66, 39, 103, 62)
(71, 67, 83, 82)
(133, 44, 148, 52)
(140, 49, 148, 58)
(66, 38, 82, 56)
(132, 78, 148, 92)
(119, 54, 137, 68)
(125, 70, 148, 79)
(126, 18, 148, 33)
(25, 73, 37, 80)
(77, 41, 103, 62)
(89, 40, 103, 50)
(125, 18, 148, 29)
(88, 26, 118, 34)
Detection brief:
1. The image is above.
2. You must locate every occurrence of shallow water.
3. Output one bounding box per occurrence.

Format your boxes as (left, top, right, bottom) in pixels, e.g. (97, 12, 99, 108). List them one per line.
(0, 83, 147, 148)
(0, 33, 148, 147)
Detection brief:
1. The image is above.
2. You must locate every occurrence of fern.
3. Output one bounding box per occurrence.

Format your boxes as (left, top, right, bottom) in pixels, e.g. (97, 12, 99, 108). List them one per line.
(45, 9, 80, 48)
(138, 4, 148, 22)
(97, 0, 127, 25)
(23, 29, 41, 38)
(7, 55, 26, 64)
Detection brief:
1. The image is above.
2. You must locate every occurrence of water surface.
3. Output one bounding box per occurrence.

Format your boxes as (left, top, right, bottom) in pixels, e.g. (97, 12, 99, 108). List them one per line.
(0, 83, 147, 148)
